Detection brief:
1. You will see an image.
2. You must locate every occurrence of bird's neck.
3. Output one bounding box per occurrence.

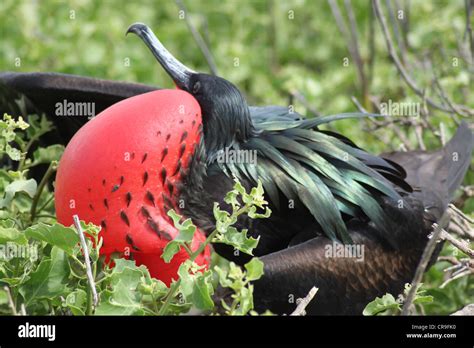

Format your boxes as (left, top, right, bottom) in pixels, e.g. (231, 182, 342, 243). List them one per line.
(201, 105, 256, 163)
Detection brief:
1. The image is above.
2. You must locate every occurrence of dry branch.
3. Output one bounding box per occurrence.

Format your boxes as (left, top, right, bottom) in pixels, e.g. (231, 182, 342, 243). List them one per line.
(290, 287, 319, 316)
(73, 215, 99, 308)
(373, 0, 474, 116)
(401, 212, 450, 315)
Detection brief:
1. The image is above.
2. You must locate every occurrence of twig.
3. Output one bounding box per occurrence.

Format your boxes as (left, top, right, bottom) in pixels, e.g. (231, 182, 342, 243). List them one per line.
(464, 0, 474, 66)
(268, 0, 279, 73)
(373, 0, 474, 116)
(4, 286, 17, 315)
(290, 90, 320, 117)
(344, 0, 369, 101)
(447, 203, 474, 239)
(385, 0, 407, 64)
(449, 203, 474, 224)
(329, 0, 368, 105)
(369, 95, 413, 150)
(401, 211, 450, 315)
(440, 229, 474, 258)
(351, 96, 369, 113)
(438, 256, 462, 265)
(449, 220, 474, 240)
(439, 122, 447, 146)
(30, 162, 56, 223)
(367, 1, 376, 93)
(175, 0, 218, 75)
(432, 74, 470, 119)
(440, 269, 473, 288)
(72, 215, 99, 311)
(414, 124, 426, 150)
(290, 286, 318, 316)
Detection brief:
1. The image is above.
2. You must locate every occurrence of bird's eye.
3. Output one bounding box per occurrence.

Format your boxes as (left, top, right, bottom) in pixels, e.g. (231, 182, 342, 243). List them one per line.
(192, 81, 201, 94)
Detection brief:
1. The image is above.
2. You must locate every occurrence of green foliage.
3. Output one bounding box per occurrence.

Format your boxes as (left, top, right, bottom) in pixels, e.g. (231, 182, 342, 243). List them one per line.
(214, 258, 264, 315)
(0, 114, 29, 161)
(157, 179, 270, 315)
(363, 284, 434, 316)
(212, 179, 270, 254)
(422, 244, 474, 315)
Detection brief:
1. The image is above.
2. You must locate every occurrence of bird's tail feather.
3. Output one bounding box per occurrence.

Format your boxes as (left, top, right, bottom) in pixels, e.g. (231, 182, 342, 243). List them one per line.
(383, 121, 473, 213)
(443, 122, 473, 199)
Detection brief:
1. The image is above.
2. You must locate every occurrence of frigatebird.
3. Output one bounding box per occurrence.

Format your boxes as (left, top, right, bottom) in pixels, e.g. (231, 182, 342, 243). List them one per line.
(0, 23, 472, 315)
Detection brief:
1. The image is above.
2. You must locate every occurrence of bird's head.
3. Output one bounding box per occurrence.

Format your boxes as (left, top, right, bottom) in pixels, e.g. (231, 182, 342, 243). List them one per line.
(127, 23, 254, 156)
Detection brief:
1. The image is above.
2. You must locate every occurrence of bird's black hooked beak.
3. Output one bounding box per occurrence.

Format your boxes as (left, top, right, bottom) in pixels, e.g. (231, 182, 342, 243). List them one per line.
(127, 23, 195, 90)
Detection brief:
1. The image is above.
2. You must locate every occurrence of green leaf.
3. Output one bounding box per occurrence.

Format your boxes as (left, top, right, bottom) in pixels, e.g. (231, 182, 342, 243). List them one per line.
(161, 241, 181, 263)
(29, 145, 64, 167)
(95, 289, 146, 315)
(244, 258, 264, 281)
(65, 289, 87, 316)
(162, 210, 197, 263)
(0, 114, 29, 161)
(167, 210, 196, 242)
(413, 295, 434, 304)
(5, 144, 22, 161)
(19, 247, 70, 306)
(233, 285, 254, 315)
(224, 188, 240, 208)
(0, 288, 8, 305)
(403, 283, 433, 305)
(0, 179, 37, 208)
(95, 259, 147, 315)
(0, 226, 28, 244)
(24, 223, 79, 256)
(215, 265, 233, 288)
(192, 272, 214, 311)
(176, 261, 214, 311)
(167, 209, 182, 227)
(363, 294, 400, 316)
(248, 206, 272, 219)
(214, 226, 259, 255)
(25, 114, 52, 140)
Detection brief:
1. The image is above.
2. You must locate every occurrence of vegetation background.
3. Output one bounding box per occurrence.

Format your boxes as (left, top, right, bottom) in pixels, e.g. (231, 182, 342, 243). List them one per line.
(0, 0, 472, 314)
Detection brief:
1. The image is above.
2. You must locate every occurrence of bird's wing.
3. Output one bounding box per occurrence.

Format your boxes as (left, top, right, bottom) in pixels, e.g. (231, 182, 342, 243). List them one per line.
(253, 219, 423, 315)
(252, 123, 473, 315)
(0, 72, 157, 144)
(219, 106, 412, 244)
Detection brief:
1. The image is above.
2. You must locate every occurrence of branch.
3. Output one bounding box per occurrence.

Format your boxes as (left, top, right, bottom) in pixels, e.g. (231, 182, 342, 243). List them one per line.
(290, 90, 320, 117)
(373, 0, 474, 116)
(30, 161, 57, 223)
(4, 286, 17, 315)
(441, 268, 473, 288)
(401, 211, 450, 315)
(73, 215, 99, 310)
(464, 0, 474, 66)
(328, 0, 368, 104)
(290, 286, 319, 316)
(440, 229, 474, 258)
(385, 0, 407, 64)
(175, 0, 218, 75)
(448, 203, 474, 239)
